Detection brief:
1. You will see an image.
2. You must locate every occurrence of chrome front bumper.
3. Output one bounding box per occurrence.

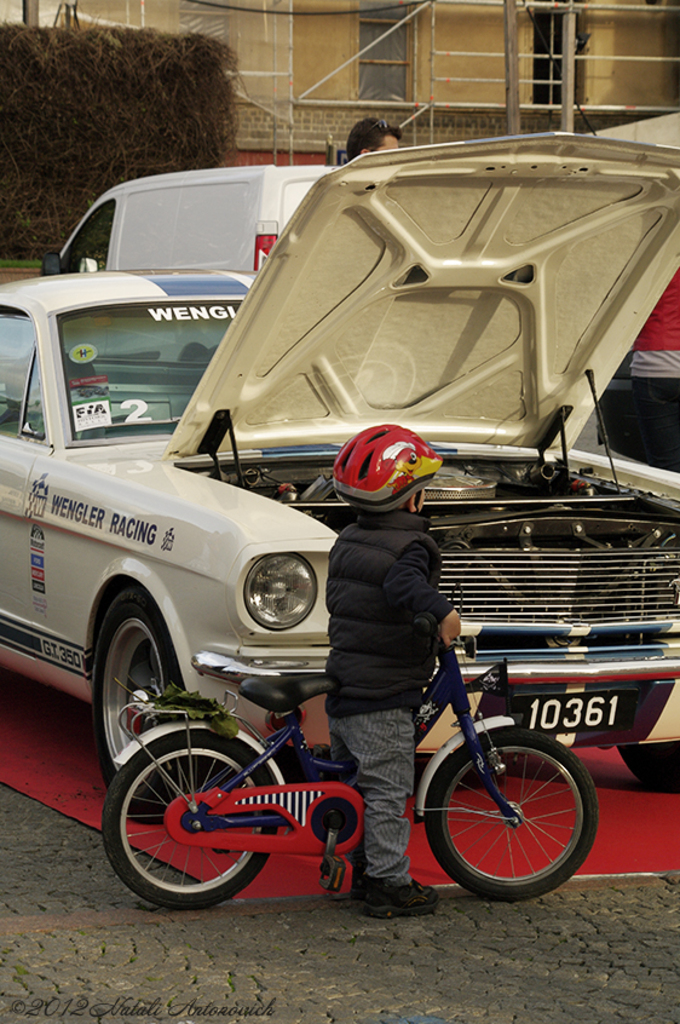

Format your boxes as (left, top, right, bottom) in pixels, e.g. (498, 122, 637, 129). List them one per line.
(192, 651, 329, 684)
(192, 649, 680, 687)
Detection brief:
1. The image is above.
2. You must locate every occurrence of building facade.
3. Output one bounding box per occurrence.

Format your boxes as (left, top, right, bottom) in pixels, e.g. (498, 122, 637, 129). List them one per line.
(3, 0, 679, 163)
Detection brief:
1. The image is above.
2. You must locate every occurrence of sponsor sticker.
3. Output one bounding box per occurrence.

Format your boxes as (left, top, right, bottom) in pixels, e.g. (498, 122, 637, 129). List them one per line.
(69, 343, 98, 364)
(70, 375, 112, 431)
(26, 474, 49, 519)
(30, 524, 46, 596)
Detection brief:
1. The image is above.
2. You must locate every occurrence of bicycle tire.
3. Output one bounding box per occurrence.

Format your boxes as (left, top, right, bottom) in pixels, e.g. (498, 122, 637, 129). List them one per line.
(102, 731, 278, 910)
(424, 727, 599, 901)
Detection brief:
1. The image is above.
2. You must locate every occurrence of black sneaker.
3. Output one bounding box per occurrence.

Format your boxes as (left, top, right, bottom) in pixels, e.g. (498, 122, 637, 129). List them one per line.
(350, 861, 368, 900)
(364, 877, 439, 918)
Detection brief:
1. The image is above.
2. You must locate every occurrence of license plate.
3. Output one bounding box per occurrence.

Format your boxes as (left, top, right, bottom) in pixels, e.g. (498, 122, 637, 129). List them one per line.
(511, 688, 639, 734)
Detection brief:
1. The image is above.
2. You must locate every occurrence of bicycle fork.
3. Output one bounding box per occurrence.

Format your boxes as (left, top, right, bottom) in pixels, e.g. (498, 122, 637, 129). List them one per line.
(457, 712, 523, 827)
(440, 649, 523, 828)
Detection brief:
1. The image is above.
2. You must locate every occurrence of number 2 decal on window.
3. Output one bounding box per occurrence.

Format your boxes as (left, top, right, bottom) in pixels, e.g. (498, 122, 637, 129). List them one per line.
(120, 399, 152, 423)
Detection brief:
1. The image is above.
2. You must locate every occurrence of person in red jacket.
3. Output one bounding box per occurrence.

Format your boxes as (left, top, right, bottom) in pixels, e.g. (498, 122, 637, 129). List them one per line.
(632, 268, 680, 473)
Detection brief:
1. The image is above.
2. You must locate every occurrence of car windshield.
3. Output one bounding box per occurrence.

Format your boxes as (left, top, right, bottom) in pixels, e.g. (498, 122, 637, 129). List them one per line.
(58, 299, 241, 442)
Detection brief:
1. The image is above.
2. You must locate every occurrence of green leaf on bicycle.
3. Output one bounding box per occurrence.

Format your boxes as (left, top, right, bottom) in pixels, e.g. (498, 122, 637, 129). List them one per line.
(151, 682, 239, 739)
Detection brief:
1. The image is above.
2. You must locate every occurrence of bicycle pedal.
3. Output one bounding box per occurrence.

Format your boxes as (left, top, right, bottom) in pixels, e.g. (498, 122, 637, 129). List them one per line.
(319, 854, 346, 892)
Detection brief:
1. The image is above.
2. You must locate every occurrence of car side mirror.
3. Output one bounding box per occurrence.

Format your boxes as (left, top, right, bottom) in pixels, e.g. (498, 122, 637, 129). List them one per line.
(41, 252, 62, 276)
(78, 257, 99, 273)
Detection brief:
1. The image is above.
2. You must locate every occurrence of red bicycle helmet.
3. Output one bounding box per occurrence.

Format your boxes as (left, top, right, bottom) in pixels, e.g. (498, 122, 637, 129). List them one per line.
(333, 424, 442, 512)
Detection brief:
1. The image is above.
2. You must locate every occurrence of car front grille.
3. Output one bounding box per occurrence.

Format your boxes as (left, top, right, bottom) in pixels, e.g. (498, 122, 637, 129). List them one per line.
(440, 549, 680, 624)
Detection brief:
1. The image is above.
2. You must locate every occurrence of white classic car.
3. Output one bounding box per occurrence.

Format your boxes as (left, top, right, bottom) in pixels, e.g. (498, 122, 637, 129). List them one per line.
(6, 134, 680, 790)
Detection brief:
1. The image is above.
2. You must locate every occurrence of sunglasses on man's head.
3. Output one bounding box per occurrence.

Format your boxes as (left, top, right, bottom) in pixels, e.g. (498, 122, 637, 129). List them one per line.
(360, 119, 388, 149)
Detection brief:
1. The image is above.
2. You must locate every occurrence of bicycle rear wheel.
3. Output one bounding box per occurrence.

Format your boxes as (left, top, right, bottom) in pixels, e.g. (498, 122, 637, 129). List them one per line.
(102, 731, 277, 910)
(424, 727, 598, 901)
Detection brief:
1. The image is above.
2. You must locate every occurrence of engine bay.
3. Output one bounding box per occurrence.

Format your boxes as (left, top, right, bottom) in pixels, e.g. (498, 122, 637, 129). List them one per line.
(189, 448, 680, 553)
(179, 445, 680, 640)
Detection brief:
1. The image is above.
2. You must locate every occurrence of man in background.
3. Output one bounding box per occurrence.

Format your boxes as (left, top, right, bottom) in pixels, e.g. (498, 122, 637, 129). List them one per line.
(346, 117, 402, 161)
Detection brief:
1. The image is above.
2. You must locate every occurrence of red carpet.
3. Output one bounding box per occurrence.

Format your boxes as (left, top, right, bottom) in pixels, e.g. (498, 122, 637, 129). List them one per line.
(1, 672, 678, 898)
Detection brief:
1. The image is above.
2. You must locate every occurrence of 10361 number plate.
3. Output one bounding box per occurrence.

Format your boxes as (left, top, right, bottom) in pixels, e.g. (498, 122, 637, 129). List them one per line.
(511, 688, 638, 734)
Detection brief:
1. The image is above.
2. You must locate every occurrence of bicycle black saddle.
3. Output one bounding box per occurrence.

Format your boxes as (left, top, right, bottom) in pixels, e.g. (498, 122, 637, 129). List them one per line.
(240, 673, 338, 713)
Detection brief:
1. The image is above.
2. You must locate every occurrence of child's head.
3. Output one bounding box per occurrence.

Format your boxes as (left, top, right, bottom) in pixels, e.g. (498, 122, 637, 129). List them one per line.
(333, 424, 442, 513)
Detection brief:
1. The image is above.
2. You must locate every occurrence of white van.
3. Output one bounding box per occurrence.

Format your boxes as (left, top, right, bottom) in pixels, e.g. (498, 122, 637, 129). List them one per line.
(42, 164, 331, 276)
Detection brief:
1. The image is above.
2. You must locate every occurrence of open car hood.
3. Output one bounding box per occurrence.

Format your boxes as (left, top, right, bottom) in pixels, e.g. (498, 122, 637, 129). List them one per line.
(166, 133, 680, 460)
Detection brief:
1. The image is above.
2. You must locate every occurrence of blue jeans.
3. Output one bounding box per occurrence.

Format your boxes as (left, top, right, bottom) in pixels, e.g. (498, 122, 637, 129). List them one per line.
(327, 706, 416, 887)
(631, 376, 680, 473)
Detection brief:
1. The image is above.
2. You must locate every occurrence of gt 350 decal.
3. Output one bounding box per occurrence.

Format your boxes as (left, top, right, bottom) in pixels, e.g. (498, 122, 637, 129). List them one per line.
(0, 613, 84, 677)
(41, 638, 83, 669)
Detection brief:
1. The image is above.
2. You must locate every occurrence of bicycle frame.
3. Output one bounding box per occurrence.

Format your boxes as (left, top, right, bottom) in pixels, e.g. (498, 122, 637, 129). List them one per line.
(137, 644, 522, 860)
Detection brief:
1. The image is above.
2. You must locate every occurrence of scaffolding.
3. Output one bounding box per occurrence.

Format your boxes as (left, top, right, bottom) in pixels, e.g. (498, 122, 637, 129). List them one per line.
(229, 0, 680, 160)
(19, 0, 680, 157)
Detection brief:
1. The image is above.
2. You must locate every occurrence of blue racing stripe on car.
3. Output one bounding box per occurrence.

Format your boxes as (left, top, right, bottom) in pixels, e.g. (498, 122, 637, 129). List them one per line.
(0, 613, 43, 656)
(0, 613, 85, 676)
(262, 445, 342, 456)
(142, 275, 250, 296)
(479, 643, 673, 662)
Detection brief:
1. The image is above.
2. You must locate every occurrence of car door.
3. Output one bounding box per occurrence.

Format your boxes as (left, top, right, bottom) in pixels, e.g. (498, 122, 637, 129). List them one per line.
(0, 306, 49, 639)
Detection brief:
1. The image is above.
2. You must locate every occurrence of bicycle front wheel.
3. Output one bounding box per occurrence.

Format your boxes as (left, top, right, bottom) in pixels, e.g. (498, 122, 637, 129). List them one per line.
(102, 732, 277, 910)
(424, 727, 598, 901)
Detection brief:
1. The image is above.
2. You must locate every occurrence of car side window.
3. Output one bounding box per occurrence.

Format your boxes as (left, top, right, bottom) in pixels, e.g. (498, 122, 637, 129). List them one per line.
(0, 309, 38, 438)
(22, 358, 46, 441)
(67, 200, 116, 273)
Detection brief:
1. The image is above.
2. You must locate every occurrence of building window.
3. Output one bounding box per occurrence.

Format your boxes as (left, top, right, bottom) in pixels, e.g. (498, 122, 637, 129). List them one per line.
(531, 4, 582, 107)
(359, 1, 409, 102)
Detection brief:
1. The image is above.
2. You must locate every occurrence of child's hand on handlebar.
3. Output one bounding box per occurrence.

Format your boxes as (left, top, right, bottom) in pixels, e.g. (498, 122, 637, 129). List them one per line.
(438, 609, 462, 648)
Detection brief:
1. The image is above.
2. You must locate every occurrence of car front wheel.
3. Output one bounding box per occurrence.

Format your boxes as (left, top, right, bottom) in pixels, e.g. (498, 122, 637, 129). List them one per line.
(92, 586, 183, 785)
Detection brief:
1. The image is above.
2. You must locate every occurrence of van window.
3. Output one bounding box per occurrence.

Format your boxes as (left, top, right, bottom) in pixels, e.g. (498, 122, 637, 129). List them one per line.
(67, 200, 116, 273)
(118, 182, 259, 271)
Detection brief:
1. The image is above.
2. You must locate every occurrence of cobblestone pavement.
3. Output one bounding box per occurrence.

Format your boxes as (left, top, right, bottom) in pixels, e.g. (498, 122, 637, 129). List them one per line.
(1, 784, 680, 1024)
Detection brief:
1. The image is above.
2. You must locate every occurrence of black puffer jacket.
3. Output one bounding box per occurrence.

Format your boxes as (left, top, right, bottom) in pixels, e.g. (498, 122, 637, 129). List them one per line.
(325, 509, 446, 717)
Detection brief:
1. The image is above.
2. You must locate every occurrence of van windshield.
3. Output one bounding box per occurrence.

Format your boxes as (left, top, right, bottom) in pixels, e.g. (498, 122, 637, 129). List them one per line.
(59, 299, 241, 442)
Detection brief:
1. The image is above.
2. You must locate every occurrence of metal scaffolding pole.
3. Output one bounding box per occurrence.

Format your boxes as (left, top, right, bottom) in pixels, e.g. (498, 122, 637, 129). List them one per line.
(561, 6, 577, 132)
(504, 0, 521, 133)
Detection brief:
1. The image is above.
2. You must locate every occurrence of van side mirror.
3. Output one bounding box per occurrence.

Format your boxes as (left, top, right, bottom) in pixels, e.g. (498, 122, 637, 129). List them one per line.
(41, 252, 62, 276)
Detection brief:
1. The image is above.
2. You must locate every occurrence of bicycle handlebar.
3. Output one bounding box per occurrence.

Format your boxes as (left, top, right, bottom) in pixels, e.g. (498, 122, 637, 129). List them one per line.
(413, 611, 439, 638)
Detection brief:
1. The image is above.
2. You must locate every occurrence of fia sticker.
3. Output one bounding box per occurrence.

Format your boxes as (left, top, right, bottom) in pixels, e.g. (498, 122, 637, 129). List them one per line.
(73, 399, 112, 431)
(70, 376, 112, 431)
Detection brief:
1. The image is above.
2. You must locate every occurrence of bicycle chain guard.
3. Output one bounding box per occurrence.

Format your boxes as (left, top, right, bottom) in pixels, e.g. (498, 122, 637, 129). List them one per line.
(164, 781, 364, 856)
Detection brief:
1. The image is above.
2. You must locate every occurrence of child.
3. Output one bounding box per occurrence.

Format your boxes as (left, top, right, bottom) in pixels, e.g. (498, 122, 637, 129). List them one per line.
(326, 423, 461, 918)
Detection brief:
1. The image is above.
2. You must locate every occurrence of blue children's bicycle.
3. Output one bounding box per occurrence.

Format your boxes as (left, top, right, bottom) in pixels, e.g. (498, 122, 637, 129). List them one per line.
(101, 616, 599, 910)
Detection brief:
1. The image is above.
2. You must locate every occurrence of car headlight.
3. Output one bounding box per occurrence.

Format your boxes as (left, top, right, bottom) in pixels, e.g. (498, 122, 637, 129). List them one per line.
(244, 554, 317, 630)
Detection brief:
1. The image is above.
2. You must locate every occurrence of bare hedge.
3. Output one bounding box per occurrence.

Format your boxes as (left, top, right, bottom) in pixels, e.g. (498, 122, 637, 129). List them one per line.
(0, 25, 238, 260)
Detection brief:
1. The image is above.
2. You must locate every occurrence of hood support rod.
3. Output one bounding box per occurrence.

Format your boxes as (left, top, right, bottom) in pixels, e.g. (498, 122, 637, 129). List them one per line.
(586, 368, 621, 493)
(198, 408, 246, 488)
